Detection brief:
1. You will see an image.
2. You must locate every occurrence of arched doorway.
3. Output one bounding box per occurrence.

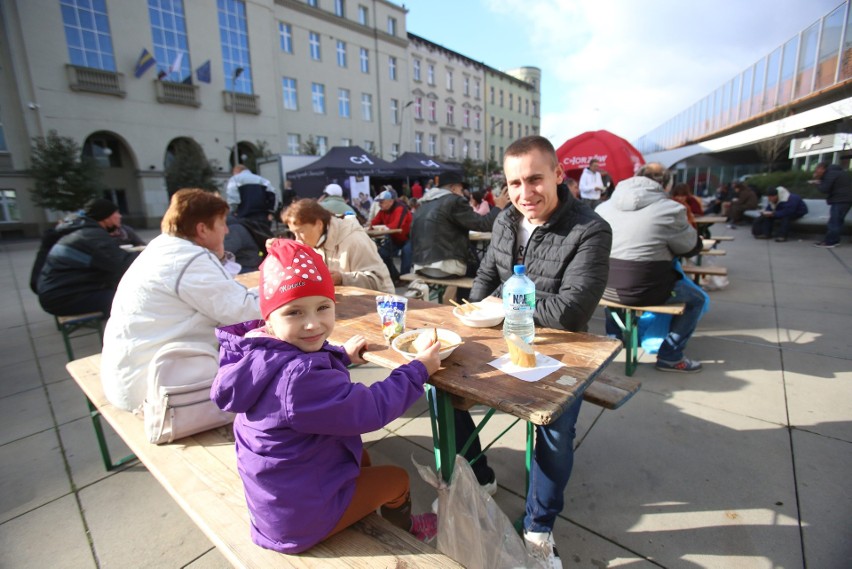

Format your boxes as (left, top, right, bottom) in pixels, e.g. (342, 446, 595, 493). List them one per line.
(82, 131, 142, 223)
(230, 140, 260, 172)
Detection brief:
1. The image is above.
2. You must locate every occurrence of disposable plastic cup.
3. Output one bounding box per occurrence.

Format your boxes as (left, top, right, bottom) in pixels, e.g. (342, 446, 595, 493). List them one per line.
(375, 295, 408, 344)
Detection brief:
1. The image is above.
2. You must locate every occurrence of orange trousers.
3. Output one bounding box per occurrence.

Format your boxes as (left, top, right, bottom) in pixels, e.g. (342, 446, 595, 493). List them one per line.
(326, 450, 411, 537)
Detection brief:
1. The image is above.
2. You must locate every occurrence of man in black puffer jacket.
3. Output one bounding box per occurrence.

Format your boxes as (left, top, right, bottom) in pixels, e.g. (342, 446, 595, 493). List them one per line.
(35, 199, 139, 316)
(466, 136, 612, 568)
(812, 160, 852, 248)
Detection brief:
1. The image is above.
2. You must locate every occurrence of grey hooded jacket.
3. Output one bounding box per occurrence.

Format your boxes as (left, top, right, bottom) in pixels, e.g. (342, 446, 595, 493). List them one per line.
(595, 176, 701, 306)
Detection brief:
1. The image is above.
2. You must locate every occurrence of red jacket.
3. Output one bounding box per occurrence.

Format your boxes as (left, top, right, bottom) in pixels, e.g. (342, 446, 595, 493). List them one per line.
(371, 201, 412, 246)
(411, 182, 423, 199)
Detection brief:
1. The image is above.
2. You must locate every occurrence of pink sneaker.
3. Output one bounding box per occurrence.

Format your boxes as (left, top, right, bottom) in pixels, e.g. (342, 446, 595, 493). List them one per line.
(410, 512, 438, 543)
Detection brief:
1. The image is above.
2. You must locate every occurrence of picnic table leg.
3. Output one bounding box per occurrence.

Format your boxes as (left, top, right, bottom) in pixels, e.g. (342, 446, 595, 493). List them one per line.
(426, 385, 456, 483)
(86, 398, 136, 471)
(606, 307, 639, 376)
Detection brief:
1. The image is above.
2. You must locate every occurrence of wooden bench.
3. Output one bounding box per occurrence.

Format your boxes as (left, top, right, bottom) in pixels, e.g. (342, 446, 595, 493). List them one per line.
(682, 264, 728, 284)
(581, 373, 641, 410)
(56, 312, 105, 361)
(67, 355, 462, 568)
(399, 273, 474, 304)
(600, 298, 686, 376)
(711, 235, 735, 241)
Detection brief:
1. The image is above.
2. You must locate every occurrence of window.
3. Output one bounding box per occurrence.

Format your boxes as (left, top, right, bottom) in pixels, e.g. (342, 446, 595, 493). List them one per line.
(317, 136, 328, 155)
(509, 93, 513, 110)
(447, 137, 456, 158)
(309, 32, 322, 61)
(414, 97, 422, 119)
(338, 88, 350, 117)
(311, 82, 325, 113)
(446, 70, 453, 90)
(149, 0, 190, 81)
(336, 40, 347, 67)
(389, 56, 397, 80)
(279, 22, 293, 53)
(463, 76, 469, 96)
(474, 80, 480, 99)
(387, 16, 396, 35)
(391, 143, 400, 159)
(307, 0, 318, 6)
(463, 108, 470, 128)
(390, 98, 399, 124)
(509, 121, 513, 139)
(359, 48, 369, 73)
(474, 141, 480, 160)
(490, 87, 494, 104)
(525, 98, 529, 115)
(358, 5, 368, 25)
(218, 0, 252, 93)
(499, 90, 504, 107)
(0, 114, 6, 151)
(414, 132, 423, 153)
(532, 101, 538, 117)
(364, 140, 375, 152)
(61, 0, 116, 71)
(361, 93, 372, 120)
(428, 100, 436, 122)
(446, 104, 454, 125)
(463, 139, 470, 158)
(490, 145, 495, 160)
(490, 116, 495, 133)
(474, 111, 481, 130)
(428, 134, 436, 155)
(334, 0, 344, 17)
(427, 64, 435, 85)
(500, 121, 504, 136)
(282, 77, 298, 110)
(413, 59, 421, 81)
(341, 137, 352, 146)
(0, 190, 20, 222)
(287, 134, 300, 154)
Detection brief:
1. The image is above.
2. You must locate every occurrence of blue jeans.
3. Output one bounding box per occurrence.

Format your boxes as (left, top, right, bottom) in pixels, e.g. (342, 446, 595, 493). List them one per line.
(657, 277, 707, 363)
(454, 397, 583, 532)
(378, 238, 412, 281)
(824, 202, 852, 245)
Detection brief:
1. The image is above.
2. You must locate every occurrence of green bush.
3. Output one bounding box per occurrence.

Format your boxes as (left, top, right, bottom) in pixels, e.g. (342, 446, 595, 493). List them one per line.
(29, 130, 101, 212)
(744, 170, 821, 198)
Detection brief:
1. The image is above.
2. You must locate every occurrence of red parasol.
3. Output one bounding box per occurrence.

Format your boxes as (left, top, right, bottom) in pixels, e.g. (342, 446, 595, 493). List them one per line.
(556, 130, 645, 186)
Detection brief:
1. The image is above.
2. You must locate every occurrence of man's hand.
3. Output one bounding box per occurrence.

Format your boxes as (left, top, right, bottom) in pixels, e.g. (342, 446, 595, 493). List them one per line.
(494, 189, 510, 210)
(343, 334, 368, 364)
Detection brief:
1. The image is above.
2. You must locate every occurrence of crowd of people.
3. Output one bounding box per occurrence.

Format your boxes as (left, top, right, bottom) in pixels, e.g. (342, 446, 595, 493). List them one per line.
(29, 140, 852, 569)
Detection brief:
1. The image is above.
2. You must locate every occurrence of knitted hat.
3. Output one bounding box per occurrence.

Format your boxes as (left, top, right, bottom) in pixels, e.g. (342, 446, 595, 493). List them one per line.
(259, 239, 335, 319)
(84, 199, 119, 221)
(439, 171, 464, 187)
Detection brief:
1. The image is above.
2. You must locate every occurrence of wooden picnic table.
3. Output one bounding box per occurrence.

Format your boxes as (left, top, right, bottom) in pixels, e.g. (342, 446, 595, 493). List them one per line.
(366, 227, 402, 239)
(694, 215, 727, 224)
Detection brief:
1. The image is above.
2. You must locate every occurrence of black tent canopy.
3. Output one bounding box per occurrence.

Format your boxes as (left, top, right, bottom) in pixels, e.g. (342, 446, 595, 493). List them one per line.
(390, 152, 462, 179)
(286, 146, 397, 198)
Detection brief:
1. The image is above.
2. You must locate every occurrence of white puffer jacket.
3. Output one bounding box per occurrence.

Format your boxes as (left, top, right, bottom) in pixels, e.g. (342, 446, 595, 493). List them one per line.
(101, 234, 260, 411)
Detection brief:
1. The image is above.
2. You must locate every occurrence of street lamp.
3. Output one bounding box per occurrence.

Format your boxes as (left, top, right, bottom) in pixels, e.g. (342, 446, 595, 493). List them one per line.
(231, 66, 244, 169)
(397, 100, 413, 158)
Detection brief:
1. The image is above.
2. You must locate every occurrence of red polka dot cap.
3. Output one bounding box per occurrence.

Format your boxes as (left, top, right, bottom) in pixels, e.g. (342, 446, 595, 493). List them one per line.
(259, 239, 335, 319)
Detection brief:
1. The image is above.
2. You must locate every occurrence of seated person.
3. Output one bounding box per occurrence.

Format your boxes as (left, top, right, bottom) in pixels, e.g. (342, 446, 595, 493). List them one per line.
(411, 172, 508, 283)
(109, 224, 146, 247)
(370, 187, 413, 286)
(283, 198, 394, 293)
(670, 183, 698, 228)
(211, 240, 442, 553)
(723, 182, 758, 228)
(470, 190, 491, 215)
(596, 163, 706, 373)
(225, 213, 269, 273)
(226, 165, 279, 230)
(101, 189, 260, 411)
(35, 198, 139, 317)
(705, 183, 732, 215)
(319, 183, 357, 217)
(752, 186, 808, 242)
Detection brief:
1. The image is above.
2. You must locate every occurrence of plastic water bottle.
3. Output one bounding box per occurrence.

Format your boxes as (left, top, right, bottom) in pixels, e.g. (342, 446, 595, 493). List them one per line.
(502, 264, 536, 344)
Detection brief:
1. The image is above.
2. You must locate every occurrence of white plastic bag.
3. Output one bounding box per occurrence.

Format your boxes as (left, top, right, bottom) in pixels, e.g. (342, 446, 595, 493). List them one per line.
(699, 258, 730, 291)
(414, 455, 545, 569)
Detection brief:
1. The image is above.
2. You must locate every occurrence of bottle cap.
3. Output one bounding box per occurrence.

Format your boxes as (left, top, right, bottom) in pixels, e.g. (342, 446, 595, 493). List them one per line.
(513, 265, 525, 275)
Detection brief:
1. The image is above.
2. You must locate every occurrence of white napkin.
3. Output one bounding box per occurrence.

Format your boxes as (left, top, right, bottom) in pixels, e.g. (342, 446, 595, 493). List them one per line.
(488, 352, 566, 382)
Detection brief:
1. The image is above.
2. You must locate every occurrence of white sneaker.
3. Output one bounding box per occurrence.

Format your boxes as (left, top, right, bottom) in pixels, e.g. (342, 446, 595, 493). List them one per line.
(523, 530, 563, 569)
(432, 474, 497, 513)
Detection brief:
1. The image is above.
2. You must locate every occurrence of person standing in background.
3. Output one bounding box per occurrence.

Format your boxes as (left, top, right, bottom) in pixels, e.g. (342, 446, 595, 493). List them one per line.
(578, 159, 605, 208)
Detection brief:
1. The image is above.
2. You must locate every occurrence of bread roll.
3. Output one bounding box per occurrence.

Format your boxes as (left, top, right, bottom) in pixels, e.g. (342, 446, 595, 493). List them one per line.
(412, 327, 438, 352)
(506, 333, 536, 368)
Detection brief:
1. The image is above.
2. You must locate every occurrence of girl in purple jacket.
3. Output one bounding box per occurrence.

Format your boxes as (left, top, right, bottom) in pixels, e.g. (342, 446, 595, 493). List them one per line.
(211, 240, 441, 554)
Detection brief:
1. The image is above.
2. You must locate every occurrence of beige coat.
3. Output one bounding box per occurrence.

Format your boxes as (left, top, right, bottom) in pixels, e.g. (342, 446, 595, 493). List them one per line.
(319, 216, 394, 293)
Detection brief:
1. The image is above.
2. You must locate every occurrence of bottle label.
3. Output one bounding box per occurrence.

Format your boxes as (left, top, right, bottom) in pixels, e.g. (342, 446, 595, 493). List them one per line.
(508, 292, 534, 310)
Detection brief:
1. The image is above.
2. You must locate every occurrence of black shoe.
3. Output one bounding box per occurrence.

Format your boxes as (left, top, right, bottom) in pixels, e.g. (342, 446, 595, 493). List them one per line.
(774, 237, 787, 243)
(814, 241, 838, 248)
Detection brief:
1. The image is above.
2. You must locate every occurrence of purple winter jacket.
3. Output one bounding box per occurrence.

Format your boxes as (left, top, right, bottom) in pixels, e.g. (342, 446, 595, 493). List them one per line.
(211, 320, 429, 554)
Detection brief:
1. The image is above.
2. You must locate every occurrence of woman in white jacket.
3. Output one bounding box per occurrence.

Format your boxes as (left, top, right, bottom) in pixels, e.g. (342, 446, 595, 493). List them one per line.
(281, 199, 394, 294)
(101, 189, 260, 412)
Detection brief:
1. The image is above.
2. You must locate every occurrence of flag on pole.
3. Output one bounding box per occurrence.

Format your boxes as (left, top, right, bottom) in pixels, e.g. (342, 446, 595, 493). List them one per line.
(133, 48, 156, 78)
(196, 60, 211, 84)
(169, 52, 184, 77)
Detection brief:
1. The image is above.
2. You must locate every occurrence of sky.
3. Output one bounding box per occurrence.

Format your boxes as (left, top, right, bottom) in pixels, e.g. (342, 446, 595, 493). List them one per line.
(403, 0, 843, 145)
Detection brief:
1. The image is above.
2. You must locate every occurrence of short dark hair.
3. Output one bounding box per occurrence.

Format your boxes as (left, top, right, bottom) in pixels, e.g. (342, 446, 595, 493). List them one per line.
(161, 189, 229, 238)
(504, 135, 558, 167)
(589, 159, 599, 167)
(766, 187, 779, 196)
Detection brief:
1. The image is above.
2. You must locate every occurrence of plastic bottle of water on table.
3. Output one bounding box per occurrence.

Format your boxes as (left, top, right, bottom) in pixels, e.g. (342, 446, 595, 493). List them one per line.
(502, 264, 535, 344)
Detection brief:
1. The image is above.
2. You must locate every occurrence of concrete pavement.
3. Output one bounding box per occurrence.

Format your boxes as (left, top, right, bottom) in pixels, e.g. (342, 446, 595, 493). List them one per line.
(1, 228, 850, 568)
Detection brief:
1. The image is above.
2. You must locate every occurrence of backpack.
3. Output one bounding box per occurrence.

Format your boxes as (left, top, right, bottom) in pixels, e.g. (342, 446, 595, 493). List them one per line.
(238, 218, 274, 260)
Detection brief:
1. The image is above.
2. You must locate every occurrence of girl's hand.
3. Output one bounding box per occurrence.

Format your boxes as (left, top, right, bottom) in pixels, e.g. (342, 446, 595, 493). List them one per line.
(414, 340, 441, 376)
(344, 335, 368, 364)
